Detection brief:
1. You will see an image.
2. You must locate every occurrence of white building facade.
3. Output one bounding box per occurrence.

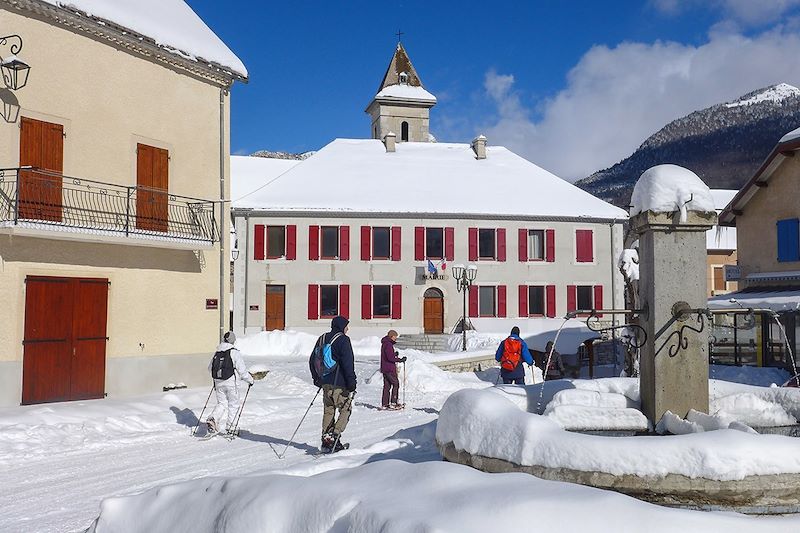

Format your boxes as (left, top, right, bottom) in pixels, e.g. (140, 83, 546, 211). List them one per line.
(231, 45, 627, 339)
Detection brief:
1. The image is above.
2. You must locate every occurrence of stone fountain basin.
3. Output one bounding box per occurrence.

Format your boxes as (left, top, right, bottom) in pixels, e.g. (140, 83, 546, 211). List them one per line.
(436, 387, 800, 514)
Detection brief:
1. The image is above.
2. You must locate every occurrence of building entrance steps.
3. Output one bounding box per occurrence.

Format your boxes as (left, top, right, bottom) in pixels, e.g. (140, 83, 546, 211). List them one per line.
(395, 334, 458, 353)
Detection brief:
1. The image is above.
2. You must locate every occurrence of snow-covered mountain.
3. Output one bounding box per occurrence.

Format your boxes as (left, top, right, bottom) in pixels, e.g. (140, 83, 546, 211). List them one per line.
(577, 83, 800, 207)
(250, 149, 314, 160)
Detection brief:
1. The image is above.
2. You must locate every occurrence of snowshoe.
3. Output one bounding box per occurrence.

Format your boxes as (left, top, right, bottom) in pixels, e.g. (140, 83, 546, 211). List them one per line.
(331, 439, 349, 453)
(198, 430, 218, 441)
(206, 417, 218, 434)
(391, 403, 405, 410)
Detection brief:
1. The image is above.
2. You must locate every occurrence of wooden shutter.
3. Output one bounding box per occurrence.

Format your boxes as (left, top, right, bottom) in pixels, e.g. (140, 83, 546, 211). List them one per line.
(136, 143, 169, 232)
(414, 226, 424, 260)
(339, 226, 350, 260)
(468, 285, 478, 317)
(468, 228, 478, 261)
(361, 285, 372, 320)
(19, 117, 64, 222)
(519, 285, 528, 317)
(518, 229, 528, 262)
(391, 284, 402, 319)
(546, 285, 556, 317)
(777, 219, 800, 262)
(545, 229, 555, 262)
(286, 225, 297, 260)
(445, 227, 455, 261)
(497, 228, 506, 262)
(309, 225, 320, 260)
(391, 226, 402, 261)
(254, 224, 265, 260)
(497, 285, 507, 318)
(593, 285, 604, 317)
(361, 226, 371, 260)
(308, 284, 319, 320)
(339, 285, 350, 319)
(567, 285, 577, 313)
(576, 230, 594, 262)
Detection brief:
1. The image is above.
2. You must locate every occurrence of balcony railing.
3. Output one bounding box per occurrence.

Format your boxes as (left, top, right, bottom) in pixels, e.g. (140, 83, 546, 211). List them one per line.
(0, 167, 218, 245)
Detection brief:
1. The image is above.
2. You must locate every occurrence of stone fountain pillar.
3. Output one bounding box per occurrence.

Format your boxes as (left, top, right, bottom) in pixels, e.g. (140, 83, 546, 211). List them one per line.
(630, 171, 717, 426)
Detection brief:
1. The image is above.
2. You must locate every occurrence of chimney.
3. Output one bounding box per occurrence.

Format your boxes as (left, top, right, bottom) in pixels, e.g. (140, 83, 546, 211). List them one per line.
(472, 134, 487, 160)
(384, 131, 396, 153)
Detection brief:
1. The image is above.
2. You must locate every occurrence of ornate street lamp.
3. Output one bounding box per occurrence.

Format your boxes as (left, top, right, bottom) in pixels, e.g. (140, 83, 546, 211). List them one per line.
(452, 263, 478, 351)
(1, 35, 31, 91)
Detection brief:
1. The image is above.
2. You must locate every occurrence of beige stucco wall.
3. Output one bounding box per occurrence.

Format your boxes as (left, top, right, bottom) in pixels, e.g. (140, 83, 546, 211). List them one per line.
(706, 250, 738, 297)
(736, 155, 800, 284)
(0, 9, 231, 404)
(232, 214, 625, 339)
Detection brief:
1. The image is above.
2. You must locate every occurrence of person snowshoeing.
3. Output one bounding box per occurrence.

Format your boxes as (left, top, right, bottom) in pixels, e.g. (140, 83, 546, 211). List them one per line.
(380, 330, 407, 410)
(207, 331, 254, 436)
(544, 341, 565, 380)
(495, 326, 533, 385)
(309, 316, 357, 453)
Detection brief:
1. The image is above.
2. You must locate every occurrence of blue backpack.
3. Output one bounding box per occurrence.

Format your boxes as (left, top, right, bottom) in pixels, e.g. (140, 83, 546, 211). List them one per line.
(312, 333, 342, 378)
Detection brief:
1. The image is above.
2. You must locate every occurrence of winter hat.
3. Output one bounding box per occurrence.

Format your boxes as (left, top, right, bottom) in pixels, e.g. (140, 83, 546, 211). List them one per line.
(331, 316, 350, 332)
(510, 326, 520, 336)
(223, 331, 236, 344)
(387, 329, 399, 338)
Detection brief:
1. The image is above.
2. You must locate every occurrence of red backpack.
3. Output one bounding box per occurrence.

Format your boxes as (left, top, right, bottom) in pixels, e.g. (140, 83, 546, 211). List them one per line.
(500, 337, 522, 371)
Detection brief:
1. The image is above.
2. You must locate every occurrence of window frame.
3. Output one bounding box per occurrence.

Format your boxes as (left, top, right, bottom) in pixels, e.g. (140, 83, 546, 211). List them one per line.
(528, 229, 545, 262)
(528, 285, 545, 316)
(426, 227, 445, 259)
(320, 226, 340, 260)
(576, 285, 594, 310)
(319, 285, 340, 319)
(372, 285, 392, 318)
(575, 228, 595, 264)
(478, 285, 497, 317)
(265, 225, 286, 259)
(371, 226, 391, 260)
(478, 228, 497, 260)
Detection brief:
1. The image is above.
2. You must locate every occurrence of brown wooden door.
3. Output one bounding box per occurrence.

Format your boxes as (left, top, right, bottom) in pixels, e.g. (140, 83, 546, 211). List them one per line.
(136, 143, 169, 233)
(265, 285, 285, 331)
(423, 291, 444, 334)
(22, 276, 108, 404)
(18, 117, 64, 222)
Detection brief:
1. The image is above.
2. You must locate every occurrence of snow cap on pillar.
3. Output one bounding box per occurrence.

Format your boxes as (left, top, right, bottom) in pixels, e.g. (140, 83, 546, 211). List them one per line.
(630, 164, 715, 223)
(472, 134, 487, 160)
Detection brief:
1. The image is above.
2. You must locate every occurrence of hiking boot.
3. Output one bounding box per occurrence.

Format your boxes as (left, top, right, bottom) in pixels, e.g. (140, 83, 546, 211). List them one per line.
(321, 432, 335, 451)
(330, 435, 348, 452)
(206, 417, 218, 434)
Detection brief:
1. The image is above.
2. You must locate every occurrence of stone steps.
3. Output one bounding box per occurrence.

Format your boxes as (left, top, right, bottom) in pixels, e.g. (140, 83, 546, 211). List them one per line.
(396, 334, 458, 353)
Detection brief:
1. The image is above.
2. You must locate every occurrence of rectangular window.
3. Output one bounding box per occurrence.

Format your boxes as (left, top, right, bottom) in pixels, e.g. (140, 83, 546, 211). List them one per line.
(319, 285, 339, 318)
(528, 286, 545, 315)
(321, 226, 339, 259)
(479, 228, 496, 259)
(426, 227, 444, 259)
(372, 227, 390, 259)
(528, 230, 544, 261)
(266, 225, 286, 258)
(372, 285, 391, 318)
(479, 286, 496, 317)
(576, 229, 594, 263)
(577, 286, 593, 310)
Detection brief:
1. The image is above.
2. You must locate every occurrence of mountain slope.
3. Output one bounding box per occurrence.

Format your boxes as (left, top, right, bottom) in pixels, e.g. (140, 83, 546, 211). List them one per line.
(576, 83, 800, 207)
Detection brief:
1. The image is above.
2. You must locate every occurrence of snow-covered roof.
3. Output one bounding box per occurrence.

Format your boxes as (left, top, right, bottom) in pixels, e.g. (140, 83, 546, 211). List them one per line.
(709, 288, 800, 312)
(231, 156, 303, 209)
(41, 0, 247, 78)
(232, 139, 627, 219)
(630, 164, 715, 221)
(375, 84, 437, 103)
(780, 125, 800, 143)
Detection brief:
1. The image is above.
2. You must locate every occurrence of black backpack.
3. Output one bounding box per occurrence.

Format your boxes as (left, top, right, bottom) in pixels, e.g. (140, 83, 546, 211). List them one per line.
(211, 348, 235, 380)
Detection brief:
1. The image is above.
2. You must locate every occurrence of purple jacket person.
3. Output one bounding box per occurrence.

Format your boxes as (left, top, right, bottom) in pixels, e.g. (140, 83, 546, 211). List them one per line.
(380, 330, 406, 409)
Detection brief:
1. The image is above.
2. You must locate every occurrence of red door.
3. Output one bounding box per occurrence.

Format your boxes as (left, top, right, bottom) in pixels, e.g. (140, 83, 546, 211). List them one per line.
(18, 117, 64, 222)
(22, 276, 109, 404)
(136, 143, 169, 232)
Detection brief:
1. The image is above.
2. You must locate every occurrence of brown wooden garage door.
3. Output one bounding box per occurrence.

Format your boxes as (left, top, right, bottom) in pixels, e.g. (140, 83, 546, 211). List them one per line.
(22, 276, 109, 404)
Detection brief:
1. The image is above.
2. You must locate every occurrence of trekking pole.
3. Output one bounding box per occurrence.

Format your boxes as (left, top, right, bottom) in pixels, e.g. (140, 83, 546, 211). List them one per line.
(279, 387, 322, 459)
(191, 384, 215, 436)
(402, 362, 406, 406)
(229, 383, 252, 438)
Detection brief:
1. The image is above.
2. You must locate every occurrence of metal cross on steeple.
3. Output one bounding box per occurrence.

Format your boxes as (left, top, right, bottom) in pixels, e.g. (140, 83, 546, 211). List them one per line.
(396, 29, 404, 43)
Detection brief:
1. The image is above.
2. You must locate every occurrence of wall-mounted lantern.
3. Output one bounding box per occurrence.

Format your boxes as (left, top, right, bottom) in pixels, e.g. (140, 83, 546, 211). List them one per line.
(1, 35, 31, 91)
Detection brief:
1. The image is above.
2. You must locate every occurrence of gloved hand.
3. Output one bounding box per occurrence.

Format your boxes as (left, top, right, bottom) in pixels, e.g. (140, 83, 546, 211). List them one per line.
(313, 379, 322, 388)
(347, 383, 357, 394)
(400, 357, 407, 363)
(394, 351, 400, 356)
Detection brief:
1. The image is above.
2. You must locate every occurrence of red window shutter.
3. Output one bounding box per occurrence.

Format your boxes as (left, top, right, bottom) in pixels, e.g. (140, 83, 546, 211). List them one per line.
(546, 285, 556, 318)
(519, 285, 528, 317)
(361, 285, 372, 320)
(308, 284, 319, 320)
(254, 224, 265, 260)
(468, 228, 478, 261)
(309, 225, 320, 260)
(391, 226, 402, 261)
(546, 229, 555, 263)
(391, 284, 402, 319)
(361, 226, 371, 261)
(518, 229, 528, 262)
(286, 225, 297, 260)
(414, 226, 424, 261)
(497, 228, 506, 262)
(445, 227, 455, 261)
(468, 285, 478, 317)
(594, 285, 603, 318)
(339, 226, 350, 260)
(576, 229, 593, 262)
(339, 284, 350, 319)
(498, 285, 507, 317)
(567, 285, 577, 312)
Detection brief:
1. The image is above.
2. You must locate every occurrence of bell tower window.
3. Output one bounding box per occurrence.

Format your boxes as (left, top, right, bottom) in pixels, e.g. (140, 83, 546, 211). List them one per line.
(399, 72, 409, 84)
(401, 121, 409, 142)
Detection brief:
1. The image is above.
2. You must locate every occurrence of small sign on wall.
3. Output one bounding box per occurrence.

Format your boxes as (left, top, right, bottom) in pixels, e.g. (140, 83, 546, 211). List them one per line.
(206, 299, 219, 309)
(249, 305, 259, 311)
(724, 265, 741, 282)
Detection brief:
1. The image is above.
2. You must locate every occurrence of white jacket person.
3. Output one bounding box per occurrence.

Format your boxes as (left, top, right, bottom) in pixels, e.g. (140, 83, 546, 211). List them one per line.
(207, 331, 253, 433)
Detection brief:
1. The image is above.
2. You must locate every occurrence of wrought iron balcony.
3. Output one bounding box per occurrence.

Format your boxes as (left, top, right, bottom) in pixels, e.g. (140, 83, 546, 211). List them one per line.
(0, 167, 218, 246)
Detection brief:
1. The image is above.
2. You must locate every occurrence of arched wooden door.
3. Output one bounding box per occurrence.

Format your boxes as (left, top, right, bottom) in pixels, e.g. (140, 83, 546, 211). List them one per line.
(423, 288, 444, 334)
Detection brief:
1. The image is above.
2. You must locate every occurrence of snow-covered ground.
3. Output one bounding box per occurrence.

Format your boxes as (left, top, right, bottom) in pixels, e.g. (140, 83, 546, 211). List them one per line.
(2, 331, 800, 532)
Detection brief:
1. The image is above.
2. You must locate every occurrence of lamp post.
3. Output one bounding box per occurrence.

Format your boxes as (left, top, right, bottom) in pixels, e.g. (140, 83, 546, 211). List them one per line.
(1, 35, 31, 91)
(451, 263, 478, 351)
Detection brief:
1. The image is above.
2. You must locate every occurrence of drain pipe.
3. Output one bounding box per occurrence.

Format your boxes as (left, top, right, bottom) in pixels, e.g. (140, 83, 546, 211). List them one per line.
(610, 219, 618, 375)
(218, 85, 229, 341)
(243, 212, 250, 332)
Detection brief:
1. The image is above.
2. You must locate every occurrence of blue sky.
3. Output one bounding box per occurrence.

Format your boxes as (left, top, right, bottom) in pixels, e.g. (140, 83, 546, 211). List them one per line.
(189, 0, 800, 180)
